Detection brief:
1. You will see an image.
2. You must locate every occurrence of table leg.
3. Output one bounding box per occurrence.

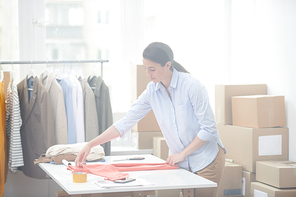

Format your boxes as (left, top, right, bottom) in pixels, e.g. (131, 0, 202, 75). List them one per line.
(181, 188, 194, 197)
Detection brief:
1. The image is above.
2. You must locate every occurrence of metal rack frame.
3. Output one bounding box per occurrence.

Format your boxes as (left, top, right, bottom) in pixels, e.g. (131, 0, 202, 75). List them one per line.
(0, 59, 109, 78)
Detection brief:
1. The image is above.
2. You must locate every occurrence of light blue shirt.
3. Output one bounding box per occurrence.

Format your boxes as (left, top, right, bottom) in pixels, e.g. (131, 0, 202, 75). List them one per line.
(57, 78, 76, 144)
(114, 69, 225, 172)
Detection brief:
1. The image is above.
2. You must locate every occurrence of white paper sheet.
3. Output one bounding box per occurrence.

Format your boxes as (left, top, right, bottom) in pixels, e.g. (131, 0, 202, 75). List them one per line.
(258, 135, 282, 156)
(94, 178, 154, 188)
(254, 189, 268, 197)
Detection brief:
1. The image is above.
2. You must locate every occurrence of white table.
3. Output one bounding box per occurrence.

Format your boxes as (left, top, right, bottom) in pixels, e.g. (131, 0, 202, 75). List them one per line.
(39, 154, 217, 197)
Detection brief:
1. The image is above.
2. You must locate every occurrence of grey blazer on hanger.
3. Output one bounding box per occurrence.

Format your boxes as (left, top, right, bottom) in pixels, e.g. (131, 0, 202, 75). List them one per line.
(87, 76, 113, 156)
(17, 77, 55, 179)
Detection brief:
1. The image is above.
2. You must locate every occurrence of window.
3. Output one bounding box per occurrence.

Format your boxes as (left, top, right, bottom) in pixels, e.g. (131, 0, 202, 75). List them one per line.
(105, 10, 110, 24)
(69, 8, 84, 26)
(44, 0, 133, 148)
(105, 49, 110, 60)
(12, 0, 134, 148)
(97, 11, 101, 23)
(0, 0, 19, 61)
(98, 49, 101, 59)
(52, 48, 58, 60)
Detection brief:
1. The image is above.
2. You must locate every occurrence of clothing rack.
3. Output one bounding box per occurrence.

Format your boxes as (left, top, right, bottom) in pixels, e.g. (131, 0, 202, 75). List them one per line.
(0, 59, 108, 78)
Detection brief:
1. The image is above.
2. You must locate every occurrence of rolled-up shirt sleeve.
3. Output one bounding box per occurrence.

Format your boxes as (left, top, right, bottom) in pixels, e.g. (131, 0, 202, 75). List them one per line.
(113, 90, 151, 137)
(188, 80, 218, 142)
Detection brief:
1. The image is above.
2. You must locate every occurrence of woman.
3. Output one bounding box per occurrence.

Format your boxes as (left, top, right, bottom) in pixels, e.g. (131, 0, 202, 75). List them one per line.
(75, 42, 226, 197)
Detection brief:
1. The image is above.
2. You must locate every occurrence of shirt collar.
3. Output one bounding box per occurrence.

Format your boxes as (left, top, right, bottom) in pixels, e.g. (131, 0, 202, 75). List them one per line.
(155, 68, 179, 91)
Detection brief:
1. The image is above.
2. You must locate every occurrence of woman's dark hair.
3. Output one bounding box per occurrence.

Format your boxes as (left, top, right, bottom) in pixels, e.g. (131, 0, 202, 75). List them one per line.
(142, 42, 189, 73)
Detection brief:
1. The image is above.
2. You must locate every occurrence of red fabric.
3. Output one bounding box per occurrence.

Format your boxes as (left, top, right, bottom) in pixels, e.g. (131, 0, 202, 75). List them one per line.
(67, 162, 177, 181)
(111, 162, 178, 172)
(68, 164, 129, 181)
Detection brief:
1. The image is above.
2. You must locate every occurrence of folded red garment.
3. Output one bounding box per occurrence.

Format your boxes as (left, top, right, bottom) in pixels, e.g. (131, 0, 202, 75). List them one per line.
(111, 162, 178, 172)
(68, 164, 129, 181)
(67, 162, 177, 181)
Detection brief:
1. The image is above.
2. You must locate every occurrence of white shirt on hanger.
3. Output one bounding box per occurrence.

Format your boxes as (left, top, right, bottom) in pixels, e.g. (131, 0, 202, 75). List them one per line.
(66, 71, 85, 143)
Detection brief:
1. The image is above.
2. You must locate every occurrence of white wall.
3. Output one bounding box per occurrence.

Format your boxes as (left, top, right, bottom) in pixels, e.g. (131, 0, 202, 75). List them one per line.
(143, 0, 225, 108)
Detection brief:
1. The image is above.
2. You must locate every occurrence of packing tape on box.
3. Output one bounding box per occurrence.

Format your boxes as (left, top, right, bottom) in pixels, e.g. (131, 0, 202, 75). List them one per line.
(73, 172, 87, 183)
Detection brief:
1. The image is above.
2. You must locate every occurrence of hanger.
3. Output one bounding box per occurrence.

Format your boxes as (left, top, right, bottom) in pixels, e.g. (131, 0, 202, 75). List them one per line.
(27, 61, 36, 91)
(41, 61, 51, 85)
(89, 63, 98, 90)
(89, 62, 99, 80)
(55, 68, 62, 80)
(76, 60, 84, 79)
(43, 61, 50, 79)
(10, 62, 14, 89)
(67, 61, 76, 78)
(63, 60, 65, 75)
(55, 61, 62, 80)
(27, 60, 37, 79)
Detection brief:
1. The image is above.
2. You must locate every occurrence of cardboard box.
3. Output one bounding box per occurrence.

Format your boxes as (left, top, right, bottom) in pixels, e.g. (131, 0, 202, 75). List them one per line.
(153, 137, 169, 160)
(130, 66, 161, 132)
(155, 189, 181, 197)
(131, 130, 163, 149)
(131, 64, 150, 101)
(215, 84, 267, 125)
(218, 162, 243, 197)
(55, 191, 71, 197)
(242, 171, 256, 197)
(251, 182, 296, 197)
(232, 95, 286, 128)
(131, 101, 161, 132)
(256, 161, 296, 189)
(218, 124, 289, 172)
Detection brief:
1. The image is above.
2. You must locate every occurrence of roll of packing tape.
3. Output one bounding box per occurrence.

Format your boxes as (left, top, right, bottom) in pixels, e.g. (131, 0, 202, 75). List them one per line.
(73, 172, 87, 183)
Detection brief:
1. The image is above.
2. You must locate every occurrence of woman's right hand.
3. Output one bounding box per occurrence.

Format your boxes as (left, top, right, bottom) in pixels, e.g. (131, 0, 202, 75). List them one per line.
(74, 125, 121, 167)
(75, 143, 92, 167)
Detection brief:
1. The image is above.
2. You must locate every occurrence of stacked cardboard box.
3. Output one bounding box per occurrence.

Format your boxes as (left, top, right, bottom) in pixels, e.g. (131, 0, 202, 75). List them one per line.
(215, 84, 267, 125)
(130, 64, 161, 132)
(231, 95, 286, 128)
(231, 94, 291, 196)
(155, 189, 181, 197)
(217, 125, 289, 172)
(250, 161, 296, 196)
(130, 64, 162, 150)
(215, 84, 267, 197)
(217, 162, 243, 197)
(131, 130, 163, 149)
(256, 161, 296, 188)
(153, 137, 169, 160)
(251, 182, 296, 197)
(242, 171, 256, 197)
(215, 84, 289, 197)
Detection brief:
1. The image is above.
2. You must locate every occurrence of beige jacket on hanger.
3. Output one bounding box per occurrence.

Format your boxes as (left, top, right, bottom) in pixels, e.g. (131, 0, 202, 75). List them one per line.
(78, 77, 99, 142)
(17, 77, 55, 179)
(40, 72, 68, 144)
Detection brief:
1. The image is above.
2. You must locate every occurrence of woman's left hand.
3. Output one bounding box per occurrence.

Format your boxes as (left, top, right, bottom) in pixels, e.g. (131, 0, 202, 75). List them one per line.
(166, 152, 186, 166)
